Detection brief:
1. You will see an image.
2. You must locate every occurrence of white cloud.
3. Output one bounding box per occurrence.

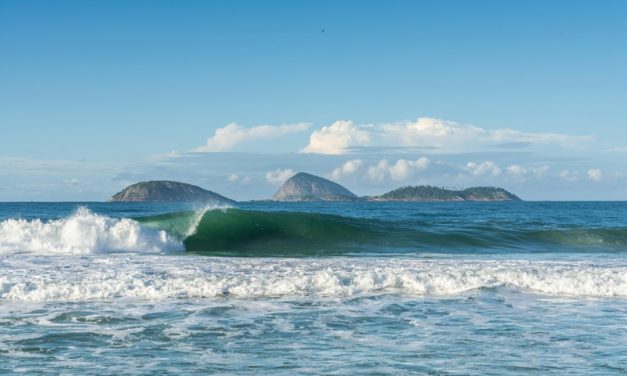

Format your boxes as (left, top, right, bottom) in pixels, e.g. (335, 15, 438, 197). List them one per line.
(380, 118, 487, 149)
(488, 128, 591, 148)
(367, 160, 391, 181)
(331, 159, 364, 180)
(506, 164, 550, 180)
(300, 120, 370, 155)
(301, 117, 594, 154)
(465, 161, 502, 177)
(389, 158, 430, 180)
(226, 174, 251, 185)
(587, 168, 603, 182)
(196, 122, 310, 152)
(559, 170, 579, 182)
(384, 118, 593, 150)
(506, 164, 528, 177)
(366, 157, 430, 181)
(265, 168, 295, 185)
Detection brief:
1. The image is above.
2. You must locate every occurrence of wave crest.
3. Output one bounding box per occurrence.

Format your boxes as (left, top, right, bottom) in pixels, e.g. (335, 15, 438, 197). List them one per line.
(138, 209, 627, 255)
(0, 207, 182, 255)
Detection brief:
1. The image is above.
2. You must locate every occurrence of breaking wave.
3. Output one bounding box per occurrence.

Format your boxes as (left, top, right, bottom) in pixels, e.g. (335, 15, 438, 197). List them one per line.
(141, 209, 627, 255)
(1, 257, 626, 301)
(0, 207, 181, 255)
(1, 207, 626, 256)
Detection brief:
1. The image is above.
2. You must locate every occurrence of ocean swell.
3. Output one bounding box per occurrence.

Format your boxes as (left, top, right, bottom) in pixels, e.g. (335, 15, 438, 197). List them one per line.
(149, 209, 627, 255)
(2, 207, 627, 256)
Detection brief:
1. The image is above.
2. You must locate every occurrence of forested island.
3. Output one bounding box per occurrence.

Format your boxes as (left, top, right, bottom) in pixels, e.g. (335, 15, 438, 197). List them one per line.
(369, 185, 521, 202)
(109, 175, 521, 203)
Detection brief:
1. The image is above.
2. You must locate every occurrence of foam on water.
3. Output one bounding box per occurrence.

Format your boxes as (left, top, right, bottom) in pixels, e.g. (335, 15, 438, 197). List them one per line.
(0, 207, 182, 255)
(184, 204, 232, 237)
(1, 256, 626, 301)
(1, 202, 627, 374)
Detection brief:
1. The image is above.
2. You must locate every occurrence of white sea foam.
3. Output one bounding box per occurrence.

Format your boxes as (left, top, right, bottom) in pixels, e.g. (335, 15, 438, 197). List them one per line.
(0, 207, 181, 255)
(1, 256, 626, 301)
(184, 204, 231, 237)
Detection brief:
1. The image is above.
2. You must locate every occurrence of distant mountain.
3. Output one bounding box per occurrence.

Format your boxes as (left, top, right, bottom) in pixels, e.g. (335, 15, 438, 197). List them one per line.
(272, 172, 357, 202)
(370, 185, 521, 202)
(109, 181, 235, 204)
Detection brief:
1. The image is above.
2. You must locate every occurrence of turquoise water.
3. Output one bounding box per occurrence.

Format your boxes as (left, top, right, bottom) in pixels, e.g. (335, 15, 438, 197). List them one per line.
(1, 202, 626, 374)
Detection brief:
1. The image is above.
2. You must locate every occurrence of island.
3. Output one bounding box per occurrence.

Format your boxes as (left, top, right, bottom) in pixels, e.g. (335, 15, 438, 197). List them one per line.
(368, 185, 521, 202)
(272, 172, 358, 202)
(109, 180, 235, 204)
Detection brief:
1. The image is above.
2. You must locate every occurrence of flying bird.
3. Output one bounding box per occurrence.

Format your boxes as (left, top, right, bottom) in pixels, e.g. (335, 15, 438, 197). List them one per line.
(320, 28, 325, 33)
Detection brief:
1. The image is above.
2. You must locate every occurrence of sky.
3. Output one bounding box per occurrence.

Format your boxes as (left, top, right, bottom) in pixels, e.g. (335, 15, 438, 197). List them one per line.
(1, 0, 626, 201)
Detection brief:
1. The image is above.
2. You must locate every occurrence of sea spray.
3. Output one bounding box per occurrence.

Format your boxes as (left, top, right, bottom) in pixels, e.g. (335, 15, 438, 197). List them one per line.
(134, 204, 234, 241)
(1, 256, 627, 301)
(1, 201, 626, 375)
(0, 207, 181, 255)
(184, 203, 233, 237)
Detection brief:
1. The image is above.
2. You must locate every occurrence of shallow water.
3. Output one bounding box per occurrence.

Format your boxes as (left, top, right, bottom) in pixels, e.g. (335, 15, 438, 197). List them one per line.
(1, 201, 626, 374)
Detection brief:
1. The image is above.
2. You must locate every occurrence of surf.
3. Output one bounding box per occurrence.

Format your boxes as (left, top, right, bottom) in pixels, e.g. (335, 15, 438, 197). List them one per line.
(2, 256, 627, 301)
(1, 206, 626, 256)
(0, 207, 181, 255)
(139, 208, 627, 256)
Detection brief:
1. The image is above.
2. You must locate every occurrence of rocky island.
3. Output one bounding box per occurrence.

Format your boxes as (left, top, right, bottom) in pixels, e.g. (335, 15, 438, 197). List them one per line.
(273, 172, 357, 202)
(369, 185, 521, 202)
(109, 180, 235, 204)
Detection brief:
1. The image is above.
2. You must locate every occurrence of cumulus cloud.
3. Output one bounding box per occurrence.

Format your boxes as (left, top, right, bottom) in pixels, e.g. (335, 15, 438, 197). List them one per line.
(265, 168, 295, 185)
(300, 120, 370, 155)
(559, 170, 579, 182)
(587, 168, 603, 182)
(464, 161, 502, 177)
(331, 159, 364, 180)
(366, 158, 430, 181)
(389, 158, 430, 180)
(196, 122, 310, 152)
(301, 117, 593, 154)
(380, 118, 487, 149)
(226, 174, 252, 185)
(506, 164, 550, 180)
(366, 160, 391, 181)
(506, 164, 527, 178)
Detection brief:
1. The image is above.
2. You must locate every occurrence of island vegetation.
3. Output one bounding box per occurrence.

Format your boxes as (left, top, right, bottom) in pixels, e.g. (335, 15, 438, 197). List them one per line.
(370, 185, 521, 202)
(109, 176, 521, 203)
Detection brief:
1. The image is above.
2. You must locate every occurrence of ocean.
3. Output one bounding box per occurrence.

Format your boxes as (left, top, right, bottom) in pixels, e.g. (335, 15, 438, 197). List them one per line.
(1, 201, 626, 375)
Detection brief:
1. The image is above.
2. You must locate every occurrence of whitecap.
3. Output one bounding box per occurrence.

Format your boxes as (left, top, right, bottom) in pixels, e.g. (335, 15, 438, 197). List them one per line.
(0, 207, 182, 255)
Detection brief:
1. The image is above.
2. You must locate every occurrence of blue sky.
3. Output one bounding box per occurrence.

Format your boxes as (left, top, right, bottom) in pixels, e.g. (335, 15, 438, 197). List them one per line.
(1, 0, 626, 200)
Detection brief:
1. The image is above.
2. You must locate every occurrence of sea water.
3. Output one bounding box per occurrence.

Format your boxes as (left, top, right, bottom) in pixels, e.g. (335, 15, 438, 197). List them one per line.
(1, 201, 626, 374)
